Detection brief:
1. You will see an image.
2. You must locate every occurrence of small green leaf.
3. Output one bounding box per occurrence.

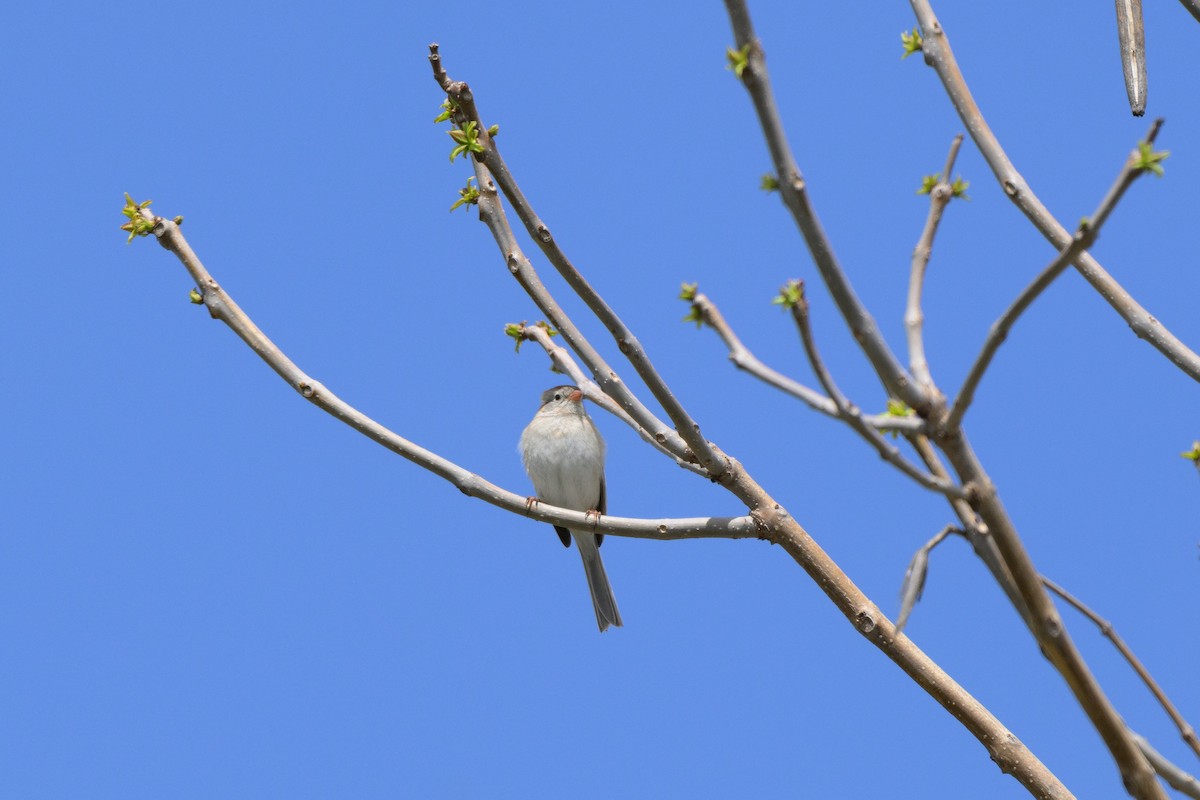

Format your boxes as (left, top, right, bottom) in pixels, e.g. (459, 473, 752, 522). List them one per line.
(681, 306, 705, 328)
(1134, 140, 1169, 177)
(949, 175, 970, 200)
(447, 121, 484, 162)
(449, 176, 480, 212)
(760, 174, 780, 192)
(173, 215, 184, 226)
(725, 44, 751, 78)
(189, 288, 203, 304)
(678, 282, 698, 302)
(1181, 441, 1200, 462)
(505, 322, 525, 352)
(433, 98, 457, 124)
(507, 320, 558, 353)
(487, 124, 499, 137)
(119, 194, 157, 243)
(446, 121, 482, 161)
(901, 27, 923, 59)
(771, 279, 804, 310)
(886, 398, 914, 417)
(916, 174, 938, 195)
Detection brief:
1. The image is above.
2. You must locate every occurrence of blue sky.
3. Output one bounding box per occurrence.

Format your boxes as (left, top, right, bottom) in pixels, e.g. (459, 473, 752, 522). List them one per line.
(3, 2, 1199, 798)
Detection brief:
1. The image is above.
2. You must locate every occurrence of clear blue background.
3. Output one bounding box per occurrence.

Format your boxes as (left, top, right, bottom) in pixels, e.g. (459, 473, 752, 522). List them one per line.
(3, 2, 1198, 798)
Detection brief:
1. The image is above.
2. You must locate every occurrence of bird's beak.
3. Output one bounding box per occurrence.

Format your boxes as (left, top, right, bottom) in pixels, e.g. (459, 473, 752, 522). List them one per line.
(569, 389, 584, 403)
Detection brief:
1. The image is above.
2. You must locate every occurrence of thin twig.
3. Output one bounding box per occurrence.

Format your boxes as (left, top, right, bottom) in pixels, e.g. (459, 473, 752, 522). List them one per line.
(691, 291, 925, 433)
(1043, 576, 1200, 759)
(520, 323, 709, 476)
(429, 47, 726, 480)
(1132, 734, 1200, 799)
(789, 283, 964, 498)
(724, 0, 930, 417)
(1114, 0, 1148, 116)
(910, 0, 1200, 386)
(946, 119, 1164, 430)
(906, 134, 963, 393)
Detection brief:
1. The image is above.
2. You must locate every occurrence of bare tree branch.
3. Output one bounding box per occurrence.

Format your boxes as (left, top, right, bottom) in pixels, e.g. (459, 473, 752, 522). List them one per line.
(910, 0, 1200, 386)
(688, 290, 926, 434)
(1115, 0, 1148, 116)
(946, 119, 1165, 430)
(1043, 576, 1200, 760)
(723, 0, 930, 416)
(429, 46, 727, 479)
(722, 3, 1167, 794)
(787, 281, 966, 499)
(131, 201, 1070, 798)
(906, 134, 963, 394)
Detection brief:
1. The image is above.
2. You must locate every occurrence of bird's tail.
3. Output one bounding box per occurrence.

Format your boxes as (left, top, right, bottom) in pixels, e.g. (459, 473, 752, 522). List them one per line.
(573, 531, 623, 632)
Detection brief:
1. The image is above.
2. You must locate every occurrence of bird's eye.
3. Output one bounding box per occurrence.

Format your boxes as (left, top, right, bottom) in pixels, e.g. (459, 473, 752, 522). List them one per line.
(554, 391, 564, 401)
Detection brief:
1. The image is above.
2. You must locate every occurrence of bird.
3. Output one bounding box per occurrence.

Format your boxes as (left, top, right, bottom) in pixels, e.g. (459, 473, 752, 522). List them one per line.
(518, 385, 623, 632)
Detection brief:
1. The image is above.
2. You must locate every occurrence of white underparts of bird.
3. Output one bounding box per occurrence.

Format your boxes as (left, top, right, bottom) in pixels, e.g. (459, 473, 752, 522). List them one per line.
(519, 385, 623, 632)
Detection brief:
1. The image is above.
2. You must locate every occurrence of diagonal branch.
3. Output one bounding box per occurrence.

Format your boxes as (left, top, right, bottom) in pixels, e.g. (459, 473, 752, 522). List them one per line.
(429, 46, 727, 480)
(946, 119, 1164, 431)
(723, 0, 930, 417)
(906, 133, 963, 394)
(788, 282, 965, 499)
(910, 0, 1200, 385)
(1043, 576, 1200, 760)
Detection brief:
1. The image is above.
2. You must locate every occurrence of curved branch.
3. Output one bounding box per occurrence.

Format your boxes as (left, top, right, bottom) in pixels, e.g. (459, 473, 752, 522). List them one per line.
(911, 0, 1200, 385)
(906, 133, 963, 394)
(139, 212, 750, 542)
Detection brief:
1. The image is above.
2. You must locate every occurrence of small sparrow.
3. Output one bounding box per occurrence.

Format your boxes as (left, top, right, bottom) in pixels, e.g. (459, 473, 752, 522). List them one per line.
(519, 385, 623, 632)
